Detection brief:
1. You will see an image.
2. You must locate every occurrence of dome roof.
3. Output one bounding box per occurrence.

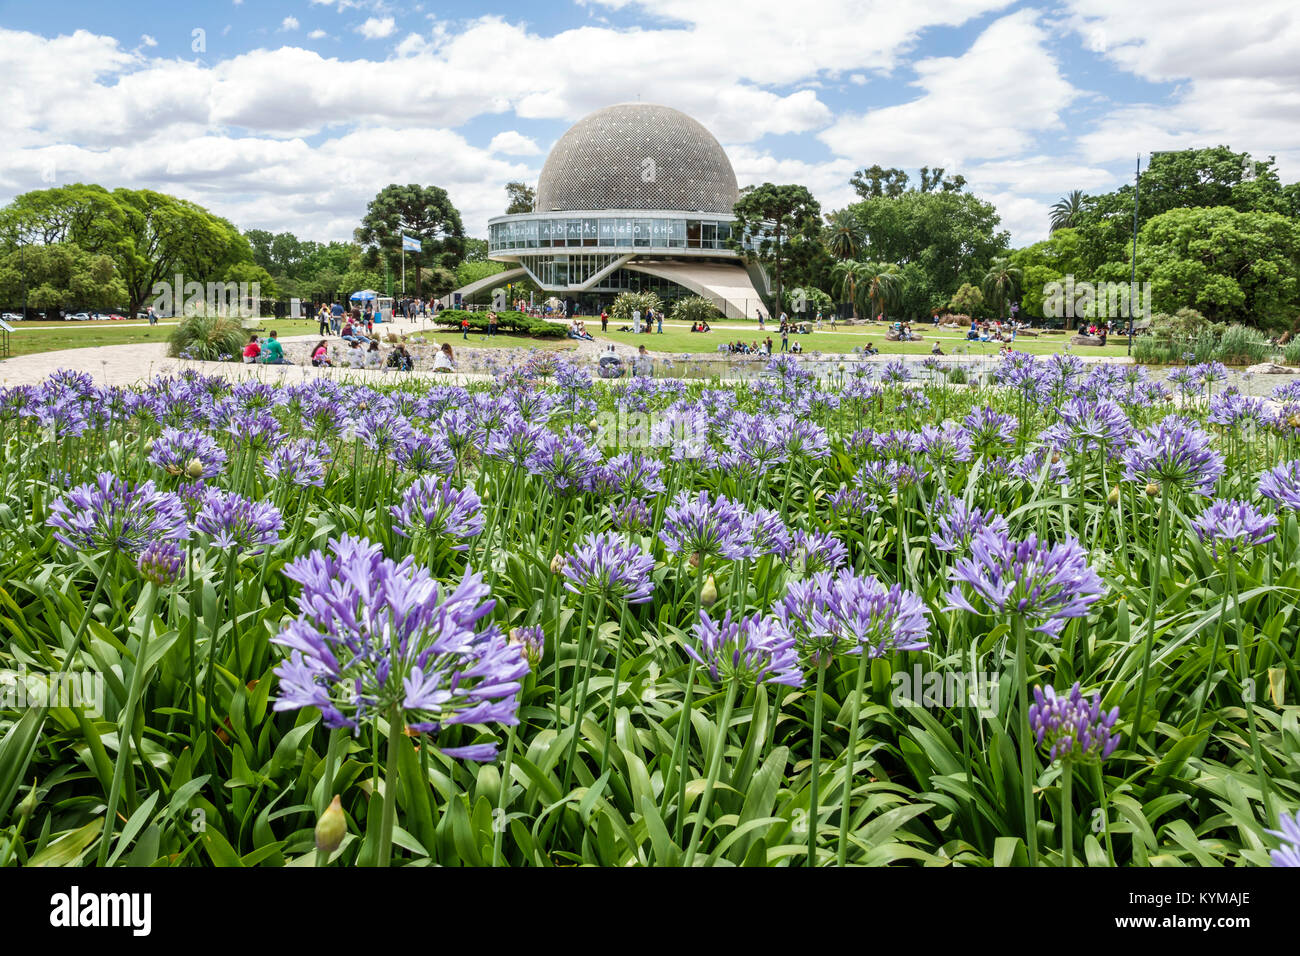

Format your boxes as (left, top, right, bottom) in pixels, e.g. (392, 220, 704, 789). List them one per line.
(534, 104, 739, 215)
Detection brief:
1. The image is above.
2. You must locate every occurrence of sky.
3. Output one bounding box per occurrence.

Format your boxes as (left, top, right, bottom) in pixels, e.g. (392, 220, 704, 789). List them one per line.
(2, 0, 1298, 248)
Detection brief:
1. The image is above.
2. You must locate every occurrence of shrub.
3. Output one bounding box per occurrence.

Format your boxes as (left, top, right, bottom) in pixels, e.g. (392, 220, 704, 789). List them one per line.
(167, 314, 246, 361)
(432, 310, 565, 339)
(1284, 340, 1300, 365)
(609, 291, 664, 322)
(1215, 323, 1273, 365)
(670, 295, 722, 326)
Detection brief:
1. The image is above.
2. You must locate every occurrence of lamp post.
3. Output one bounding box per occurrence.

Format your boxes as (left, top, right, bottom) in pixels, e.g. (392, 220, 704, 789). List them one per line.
(1128, 154, 1140, 356)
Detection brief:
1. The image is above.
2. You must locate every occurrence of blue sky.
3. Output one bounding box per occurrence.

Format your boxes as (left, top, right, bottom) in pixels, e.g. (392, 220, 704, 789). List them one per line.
(2, 0, 1297, 245)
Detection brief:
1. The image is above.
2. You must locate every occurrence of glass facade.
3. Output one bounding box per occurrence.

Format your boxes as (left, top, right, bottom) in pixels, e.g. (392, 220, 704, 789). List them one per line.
(490, 214, 743, 255)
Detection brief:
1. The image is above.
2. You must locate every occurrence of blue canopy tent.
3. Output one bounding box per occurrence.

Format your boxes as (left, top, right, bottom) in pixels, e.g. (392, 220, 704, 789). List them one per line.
(349, 290, 378, 302)
(348, 289, 393, 321)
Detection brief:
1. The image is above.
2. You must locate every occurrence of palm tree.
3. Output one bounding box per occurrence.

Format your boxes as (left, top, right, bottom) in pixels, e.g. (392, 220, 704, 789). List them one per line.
(854, 262, 904, 321)
(1049, 190, 1084, 231)
(825, 210, 864, 261)
(982, 257, 1022, 319)
(832, 259, 869, 320)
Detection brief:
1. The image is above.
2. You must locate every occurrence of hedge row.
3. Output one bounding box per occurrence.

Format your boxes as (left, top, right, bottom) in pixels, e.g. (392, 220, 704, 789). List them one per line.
(433, 310, 566, 339)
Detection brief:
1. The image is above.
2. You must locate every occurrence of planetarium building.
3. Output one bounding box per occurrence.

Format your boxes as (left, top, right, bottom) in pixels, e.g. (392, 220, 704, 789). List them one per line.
(471, 104, 770, 318)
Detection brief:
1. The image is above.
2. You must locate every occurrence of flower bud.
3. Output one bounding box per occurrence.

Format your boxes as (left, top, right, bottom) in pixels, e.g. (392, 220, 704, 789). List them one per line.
(16, 788, 37, 819)
(700, 574, 718, 607)
(314, 794, 346, 854)
(1107, 485, 1120, 506)
(185, 458, 205, 479)
(1145, 482, 1160, 497)
(550, 553, 565, 575)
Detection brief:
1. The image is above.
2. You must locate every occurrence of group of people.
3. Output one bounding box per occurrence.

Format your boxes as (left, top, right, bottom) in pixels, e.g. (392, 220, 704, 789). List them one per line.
(318, 303, 380, 338)
(597, 344, 654, 378)
(966, 318, 1022, 343)
(242, 331, 290, 365)
(567, 319, 595, 341)
(892, 321, 918, 341)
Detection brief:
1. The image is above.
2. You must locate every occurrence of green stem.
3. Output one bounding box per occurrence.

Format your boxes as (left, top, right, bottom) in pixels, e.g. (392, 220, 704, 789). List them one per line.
(807, 656, 828, 867)
(683, 679, 737, 867)
(375, 705, 403, 868)
(1061, 761, 1073, 868)
(836, 650, 871, 866)
(1132, 486, 1169, 747)
(1015, 617, 1039, 866)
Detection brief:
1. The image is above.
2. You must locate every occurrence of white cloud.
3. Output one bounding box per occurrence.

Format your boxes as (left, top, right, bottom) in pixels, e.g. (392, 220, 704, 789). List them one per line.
(357, 17, 396, 40)
(141, 34, 157, 48)
(489, 131, 541, 156)
(308, 29, 328, 40)
(281, 17, 300, 32)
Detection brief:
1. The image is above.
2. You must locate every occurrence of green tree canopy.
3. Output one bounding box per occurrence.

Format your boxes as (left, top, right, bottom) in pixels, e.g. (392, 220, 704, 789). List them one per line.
(727, 182, 822, 318)
(355, 184, 466, 295)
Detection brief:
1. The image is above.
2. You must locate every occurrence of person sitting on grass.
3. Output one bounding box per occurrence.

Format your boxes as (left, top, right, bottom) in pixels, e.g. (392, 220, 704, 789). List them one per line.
(242, 334, 261, 364)
(386, 344, 414, 371)
(434, 342, 456, 373)
(864, 341, 879, 356)
(931, 340, 944, 356)
(259, 330, 290, 365)
(311, 340, 331, 367)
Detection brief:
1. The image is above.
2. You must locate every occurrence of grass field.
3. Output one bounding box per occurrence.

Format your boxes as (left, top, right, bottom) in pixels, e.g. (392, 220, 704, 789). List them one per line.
(1, 315, 1132, 361)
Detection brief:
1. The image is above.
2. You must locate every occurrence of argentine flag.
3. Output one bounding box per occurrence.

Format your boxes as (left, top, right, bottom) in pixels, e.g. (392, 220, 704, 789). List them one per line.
(401, 235, 422, 252)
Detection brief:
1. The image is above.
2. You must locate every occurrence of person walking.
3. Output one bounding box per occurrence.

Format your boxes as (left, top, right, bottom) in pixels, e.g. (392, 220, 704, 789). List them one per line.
(781, 321, 789, 353)
(657, 310, 663, 334)
(461, 315, 471, 340)
(317, 304, 330, 336)
(632, 308, 642, 335)
(600, 310, 608, 332)
(488, 311, 498, 337)
(147, 305, 158, 326)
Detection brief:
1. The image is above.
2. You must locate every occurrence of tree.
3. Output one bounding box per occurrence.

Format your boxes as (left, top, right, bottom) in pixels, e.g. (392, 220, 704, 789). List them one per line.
(1134, 206, 1300, 329)
(847, 190, 1009, 304)
(824, 209, 864, 261)
(1009, 227, 1085, 321)
(727, 183, 822, 319)
(0, 183, 126, 253)
(1050, 190, 1084, 232)
(456, 259, 506, 289)
(981, 256, 1022, 319)
(849, 165, 909, 200)
(0, 242, 125, 311)
(832, 259, 869, 319)
(851, 262, 904, 320)
(918, 167, 966, 193)
(947, 282, 984, 317)
(505, 182, 535, 215)
(355, 184, 466, 296)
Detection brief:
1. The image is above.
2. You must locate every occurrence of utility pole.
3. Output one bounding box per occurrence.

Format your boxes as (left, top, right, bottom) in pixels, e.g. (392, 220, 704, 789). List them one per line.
(1127, 154, 1140, 356)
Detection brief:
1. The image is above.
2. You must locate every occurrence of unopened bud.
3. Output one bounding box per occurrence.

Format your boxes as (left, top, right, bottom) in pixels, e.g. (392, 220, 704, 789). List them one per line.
(550, 553, 565, 575)
(185, 458, 205, 479)
(700, 574, 718, 607)
(1145, 482, 1160, 497)
(314, 794, 346, 854)
(1107, 485, 1120, 506)
(16, 788, 37, 819)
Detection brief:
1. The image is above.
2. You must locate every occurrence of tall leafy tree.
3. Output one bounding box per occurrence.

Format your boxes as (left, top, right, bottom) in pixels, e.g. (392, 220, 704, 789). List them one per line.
(831, 259, 869, 319)
(981, 256, 1022, 319)
(505, 182, 535, 215)
(355, 184, 466, 295)
(727, 183, 822, 318)
(851, 261, 904, 320)
(1049, 190, 1084, 232)
(825, 209, 864, 260)
(918, 167, 967, 193)
(849, 165, 909, 200)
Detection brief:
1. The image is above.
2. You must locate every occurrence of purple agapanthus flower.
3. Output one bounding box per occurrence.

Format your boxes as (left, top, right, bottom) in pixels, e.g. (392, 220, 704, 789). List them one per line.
(723, 507, 792, 561)
(271, 535, 526, 756)
(1190, 498, 1277, 558)
(562, 530, 655, 604)
(1268, 809, 1300, 867)
(660, 490, 748, 562)
(136, 538, 185, 586)
(263, 438, 330, 488)
(930, 496, 1011, 553)
(686, 610, 801, 688)
(1028, 683, 1121, 764)
(1123, 415, 1224, 496)
(390, 476, 485, 550)
(963, 406, 1018, 455)
(945, 529, 1104, 638)
(393, 432, 457, 475)
(1041, 397, 1132, 458)
(509, 625, 546, 670)
(777, 570, 930, 660)
(1257, 460, 1300, 511)
(600, 452, 667, 500)
(149, 427, 228, 480)
(787, 528, 849, 574)
(48, 472, 189, 556)
(610, 497, 652, 533)
(192, 489, 283, 554)
(525, 428, 602, 495)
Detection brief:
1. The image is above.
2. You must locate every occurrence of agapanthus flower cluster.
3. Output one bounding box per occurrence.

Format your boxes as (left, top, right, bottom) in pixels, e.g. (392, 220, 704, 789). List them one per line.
(192, 489, 283, 554)
(390, 476, 484, 550)
(149, 427, 228, 480)
(136, 538, 185, 586)
(686, 610, 801, 688)
(263, 438, 330, 488)
(272, 535, 526, 756)
(945, 529, 1103, 638)
(661, 491, 748, 561)
(1123, 415, 1224, 496)
(777, 570, 930, 660)
(1257, 460, 1300, 512)
(562, 531, 655, 604)
(48, 472, 189, 556)
(930, 496, 1011, 553)
(1268, 809, 1300, 867)
(1028, 683, 1121, 764)
(1041, 397, 1132, 458)
(508, 624, 546, 670)
(1190, 498, 1277, 558)
(786, 528, 849, 574)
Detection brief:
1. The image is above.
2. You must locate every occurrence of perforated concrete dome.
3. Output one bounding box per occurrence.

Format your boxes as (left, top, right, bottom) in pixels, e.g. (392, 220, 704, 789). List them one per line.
(534, 104, 739, 214)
